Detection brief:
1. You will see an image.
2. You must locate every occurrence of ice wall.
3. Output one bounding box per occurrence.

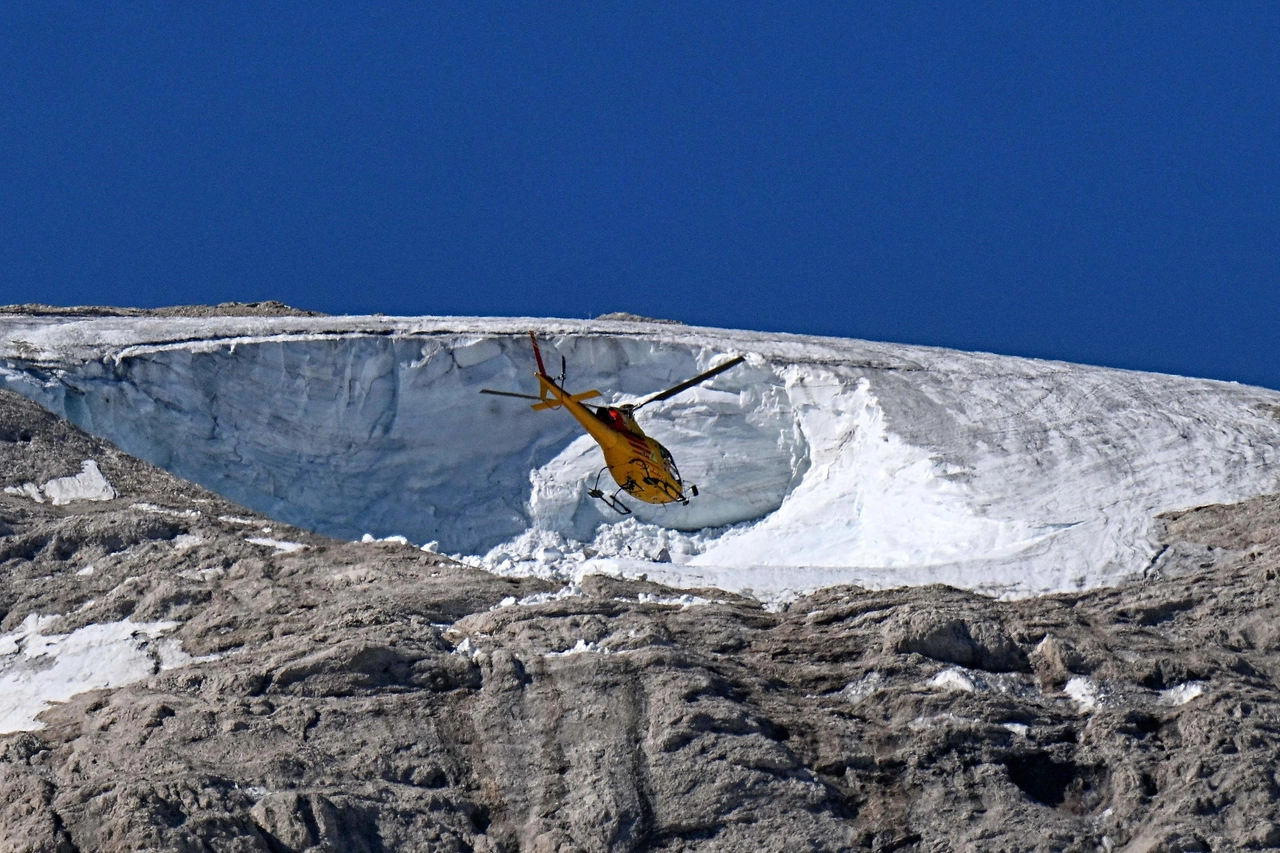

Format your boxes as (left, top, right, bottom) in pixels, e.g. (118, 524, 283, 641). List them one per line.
(5, 314, 1280, 598)
(0, 329, 798, 554)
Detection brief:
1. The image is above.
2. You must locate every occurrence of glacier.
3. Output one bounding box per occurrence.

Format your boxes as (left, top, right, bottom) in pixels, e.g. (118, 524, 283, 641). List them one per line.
(4, 312, 1280, 600)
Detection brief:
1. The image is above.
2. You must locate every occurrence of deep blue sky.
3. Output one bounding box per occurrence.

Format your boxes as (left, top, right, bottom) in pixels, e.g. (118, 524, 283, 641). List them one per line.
(2, 3, 1278, 387)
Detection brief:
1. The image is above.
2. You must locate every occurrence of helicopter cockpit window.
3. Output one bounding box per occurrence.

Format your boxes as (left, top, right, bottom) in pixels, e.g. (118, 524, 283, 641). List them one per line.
(659, 445, 681, 480)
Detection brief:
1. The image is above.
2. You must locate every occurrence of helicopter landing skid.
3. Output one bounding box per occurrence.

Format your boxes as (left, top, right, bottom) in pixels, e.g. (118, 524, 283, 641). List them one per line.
(588, 468, 632, 515)
(589, 489, 632, 515)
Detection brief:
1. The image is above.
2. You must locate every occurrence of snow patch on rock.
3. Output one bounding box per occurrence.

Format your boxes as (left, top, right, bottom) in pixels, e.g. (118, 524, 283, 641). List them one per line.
(840, 672, 886, 704)
(1065, 676, 1103, 713)
(245, 537, 307, 554)
(4, 460, 116, 505)
(3, 482, 44, 502)
(0, 614, 207, 733)
(1159, 681, 1206, 706)
(928, 668, 978, 693)
(548, 638, 610, 657)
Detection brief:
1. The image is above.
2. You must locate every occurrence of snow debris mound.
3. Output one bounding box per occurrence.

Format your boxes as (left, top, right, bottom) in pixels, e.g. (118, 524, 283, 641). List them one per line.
(4, 313, 1280, 600)
(1159, 681, 1206, 706)
(4, 459, 116, 505)
(1064, 676, 1104, 713)
(928, 668, 977, 693)
(42, 460, 117, 505)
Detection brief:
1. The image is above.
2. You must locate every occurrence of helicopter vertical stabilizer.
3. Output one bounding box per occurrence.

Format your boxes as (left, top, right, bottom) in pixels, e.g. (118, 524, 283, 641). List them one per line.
(527, 332, 601, 410)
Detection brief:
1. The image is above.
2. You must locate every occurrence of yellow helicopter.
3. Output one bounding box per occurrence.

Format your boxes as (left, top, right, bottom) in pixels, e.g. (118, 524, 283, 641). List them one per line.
(481, 333, 745, 515)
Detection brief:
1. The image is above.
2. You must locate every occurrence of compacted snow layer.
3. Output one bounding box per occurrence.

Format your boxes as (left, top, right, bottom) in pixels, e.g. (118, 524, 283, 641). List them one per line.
(4, 314, 1280, 598)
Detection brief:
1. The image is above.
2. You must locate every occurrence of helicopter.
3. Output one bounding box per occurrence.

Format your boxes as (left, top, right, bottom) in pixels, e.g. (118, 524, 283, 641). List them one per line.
(481, 333, 745, 515)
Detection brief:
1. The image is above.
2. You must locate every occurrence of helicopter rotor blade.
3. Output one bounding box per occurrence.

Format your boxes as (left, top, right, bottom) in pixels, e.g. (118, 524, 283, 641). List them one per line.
(480, 389, 544, 401)
(630, 355, 746, 411)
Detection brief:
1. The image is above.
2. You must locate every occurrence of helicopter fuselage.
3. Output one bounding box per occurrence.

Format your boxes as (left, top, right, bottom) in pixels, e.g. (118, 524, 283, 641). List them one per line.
(534, 373, 689, 505)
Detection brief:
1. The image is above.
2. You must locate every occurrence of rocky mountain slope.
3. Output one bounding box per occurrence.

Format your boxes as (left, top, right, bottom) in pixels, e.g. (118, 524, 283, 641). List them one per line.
(4, 385, 1280, 852)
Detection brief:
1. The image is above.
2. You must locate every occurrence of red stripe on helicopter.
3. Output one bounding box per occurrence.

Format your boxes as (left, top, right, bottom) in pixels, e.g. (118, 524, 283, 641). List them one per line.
(625, 437, 650, 455)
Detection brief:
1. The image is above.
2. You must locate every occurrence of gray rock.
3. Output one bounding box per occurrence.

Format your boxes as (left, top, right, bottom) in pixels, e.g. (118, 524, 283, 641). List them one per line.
(7, 386, 1280, 851)
(1029, 635, 1086, 688)
(882, 605, 1030, 672)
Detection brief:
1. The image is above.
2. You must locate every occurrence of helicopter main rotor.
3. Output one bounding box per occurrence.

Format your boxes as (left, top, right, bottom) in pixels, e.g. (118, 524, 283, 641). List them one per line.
(482, 349, 746, 413)
(618, 355, 747, 414)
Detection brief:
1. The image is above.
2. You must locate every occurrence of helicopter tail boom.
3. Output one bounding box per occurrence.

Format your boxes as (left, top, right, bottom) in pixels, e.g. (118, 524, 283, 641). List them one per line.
(528, 331, 549, 377)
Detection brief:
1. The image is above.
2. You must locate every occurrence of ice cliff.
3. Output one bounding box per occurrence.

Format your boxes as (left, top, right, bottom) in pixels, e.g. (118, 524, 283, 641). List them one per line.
(3, 312, 1280, 599)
